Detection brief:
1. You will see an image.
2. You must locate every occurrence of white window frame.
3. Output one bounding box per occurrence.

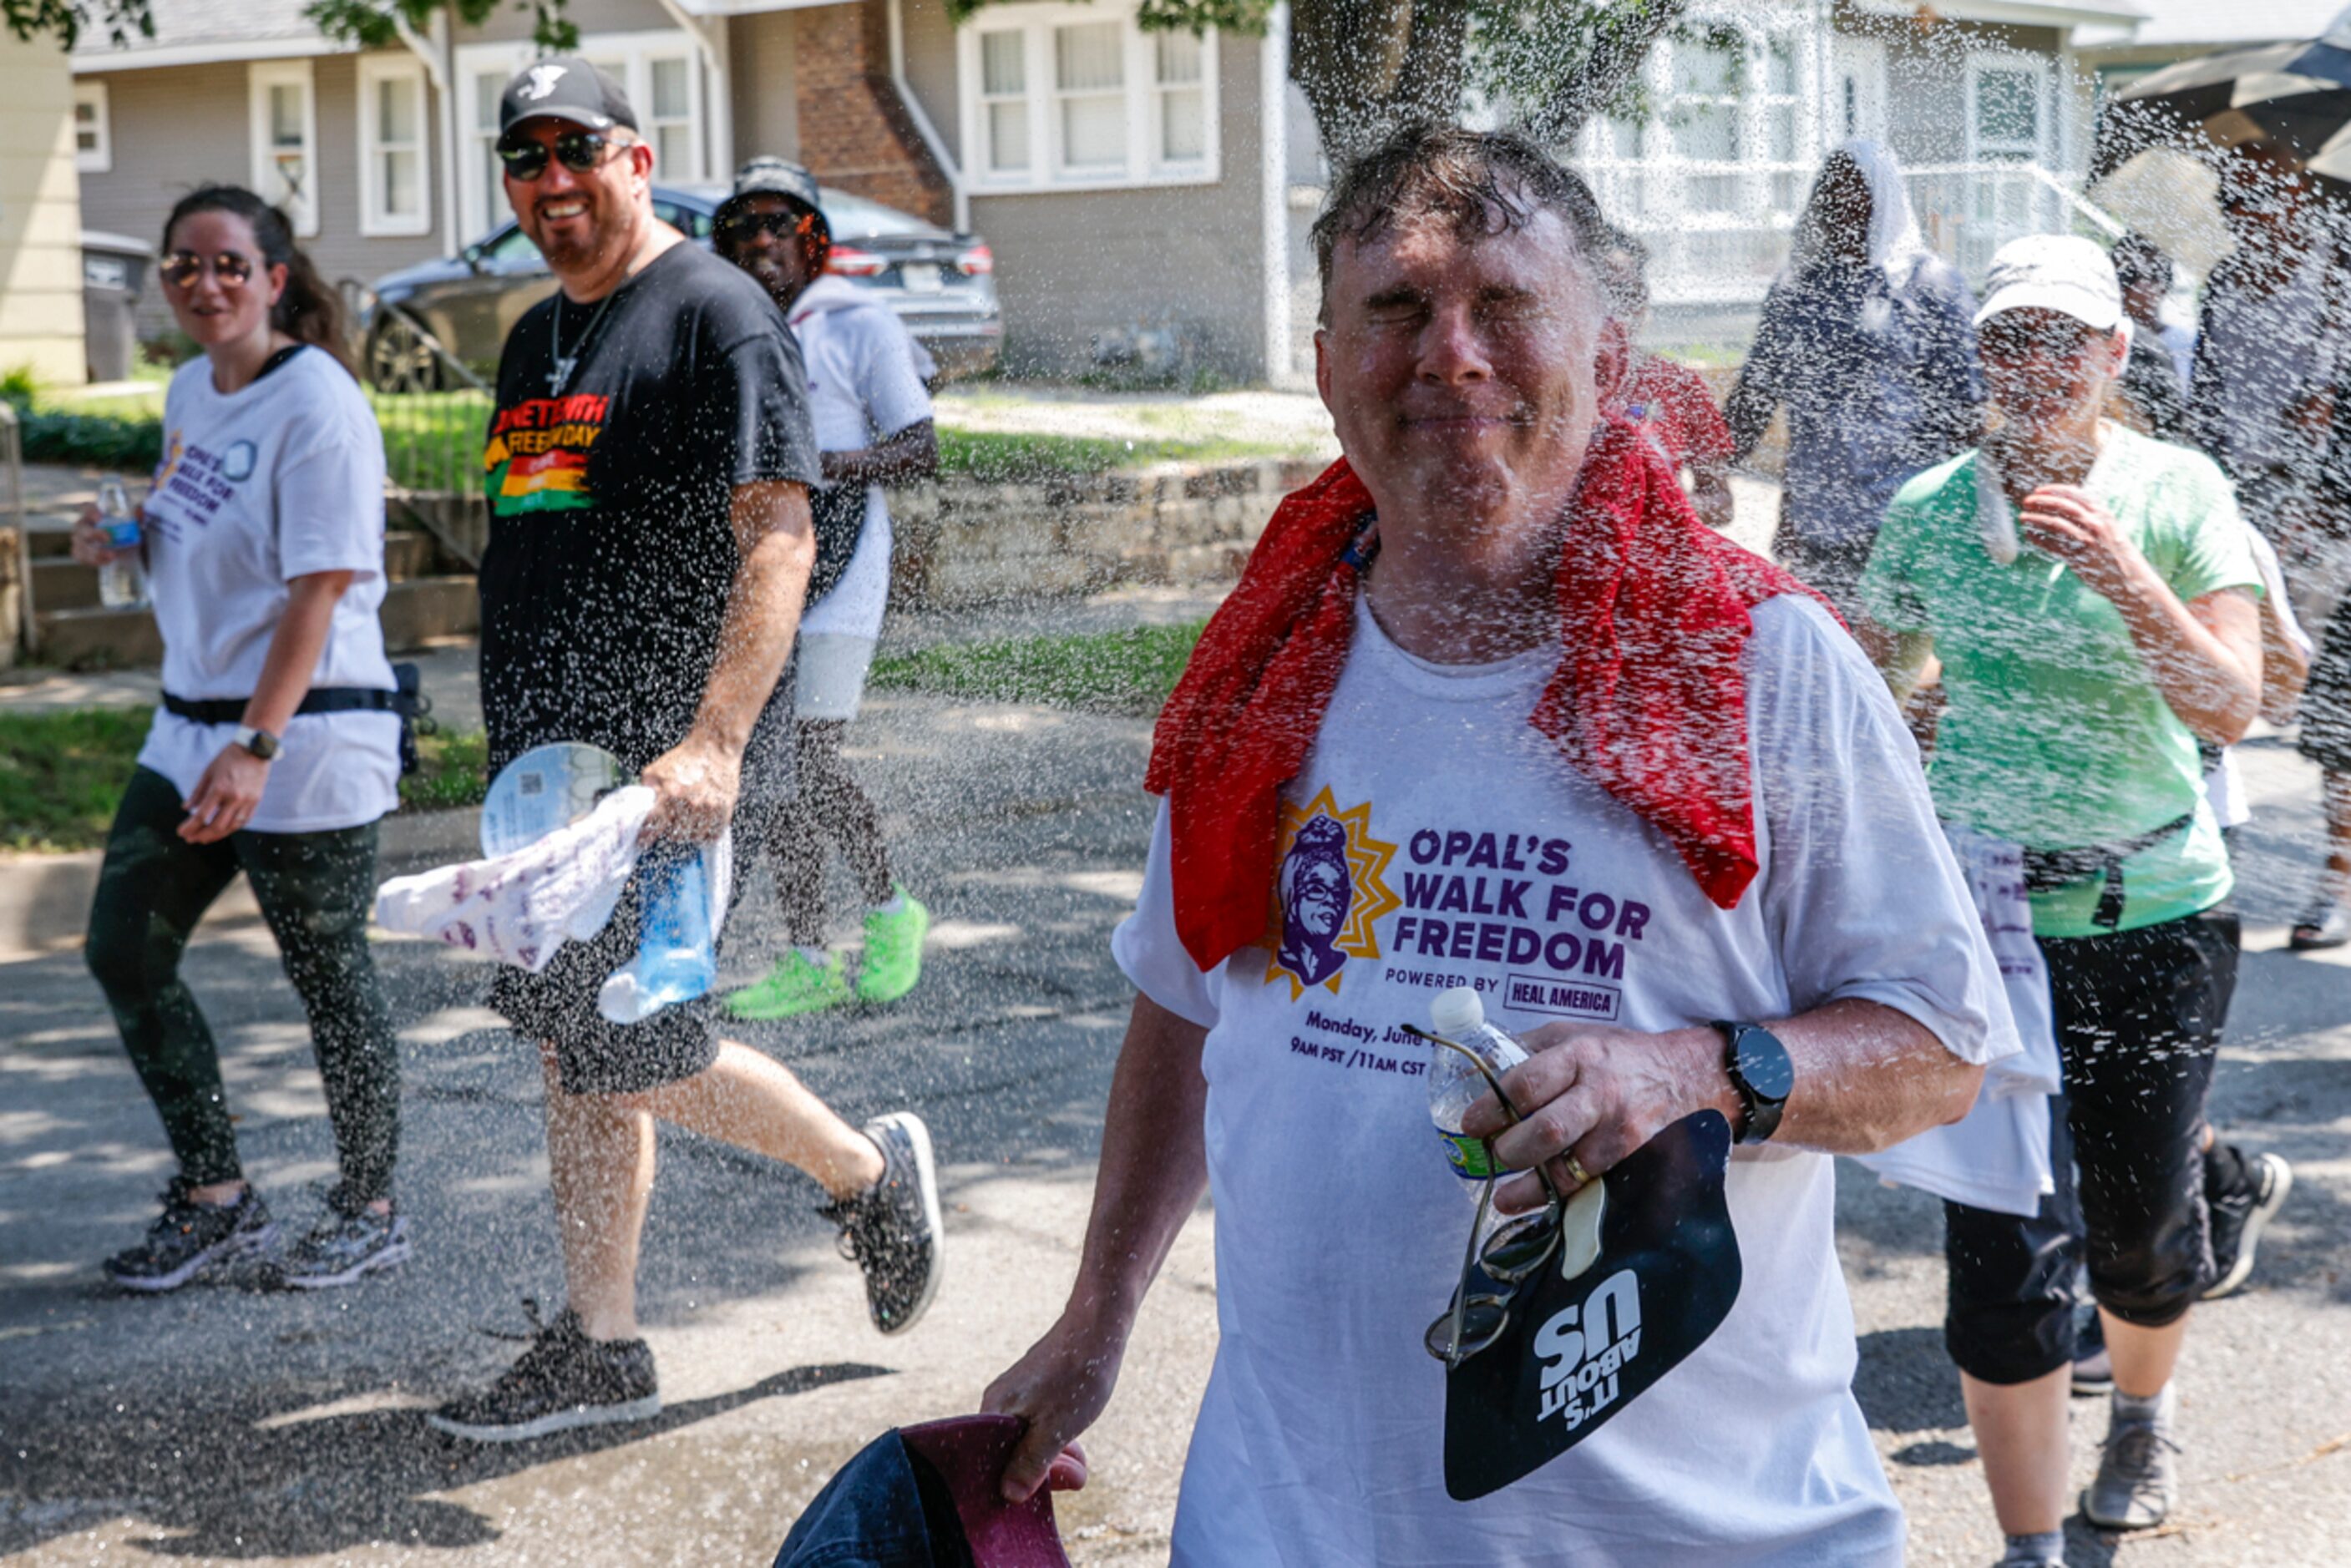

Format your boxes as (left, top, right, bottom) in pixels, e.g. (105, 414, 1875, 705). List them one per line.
(1829, 35, 1887, 149)
(454, 33, 706, 240)
(1577, 13, 1818, 234)
(249, 60, 320, 237)
(357, 53, 432, 238)
(1966, 51, 2050, 164)
(958, 1, 1220, 195)
(73, 79, 110, 174)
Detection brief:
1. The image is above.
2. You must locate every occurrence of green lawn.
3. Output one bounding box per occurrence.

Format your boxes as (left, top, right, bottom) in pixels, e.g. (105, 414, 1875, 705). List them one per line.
(0, 708, 151, 852)
(13, 380, 1300, 488)
(935, 427, 1298, 480)
(870, 621, 1203, 716)
(0, 716, 493, 853)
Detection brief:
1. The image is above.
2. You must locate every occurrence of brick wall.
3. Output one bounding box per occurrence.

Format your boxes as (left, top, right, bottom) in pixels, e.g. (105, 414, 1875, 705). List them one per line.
(795, 0, 952, 227)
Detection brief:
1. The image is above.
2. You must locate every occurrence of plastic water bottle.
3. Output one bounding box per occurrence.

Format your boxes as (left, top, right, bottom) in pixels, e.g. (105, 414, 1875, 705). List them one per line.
(94, 473, 145, 609)
(629, 847, 717, 1008)
(1426, 986, 1528, 1181)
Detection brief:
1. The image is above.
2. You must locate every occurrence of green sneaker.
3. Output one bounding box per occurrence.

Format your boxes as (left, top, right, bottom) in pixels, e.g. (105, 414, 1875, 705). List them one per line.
(726, 949, 850, 1020)
(856, 890, 930, 1004)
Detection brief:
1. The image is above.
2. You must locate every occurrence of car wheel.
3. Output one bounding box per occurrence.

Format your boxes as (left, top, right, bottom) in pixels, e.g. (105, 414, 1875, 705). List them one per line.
(367, 313, 443, 395)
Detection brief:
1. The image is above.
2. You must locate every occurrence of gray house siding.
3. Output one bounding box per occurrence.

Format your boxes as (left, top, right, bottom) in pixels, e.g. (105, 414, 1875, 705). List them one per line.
(934, 27, 1271, 380)
(307, 53, 451, 296)
(901, 0, 960, 162)
(729, 9, 801, 164)
(1882, 21, 2066, 166)
(80, 53, 449, 341)
(464, 0, 665, 46)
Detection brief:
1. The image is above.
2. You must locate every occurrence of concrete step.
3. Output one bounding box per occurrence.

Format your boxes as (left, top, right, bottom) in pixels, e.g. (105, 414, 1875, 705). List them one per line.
(27, 532, 441, 614)
(33, 574, 478, 668)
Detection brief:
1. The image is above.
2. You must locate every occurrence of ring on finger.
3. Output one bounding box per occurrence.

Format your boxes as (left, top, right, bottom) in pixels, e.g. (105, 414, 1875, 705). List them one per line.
(1563, 1151, 1592, 1189)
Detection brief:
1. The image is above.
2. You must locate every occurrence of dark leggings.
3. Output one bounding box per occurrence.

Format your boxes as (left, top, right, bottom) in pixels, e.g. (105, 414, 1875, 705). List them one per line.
(771, 720, 894, 946)
(85, 766, 399, 1206)
(1943, 909, 2239, 1383)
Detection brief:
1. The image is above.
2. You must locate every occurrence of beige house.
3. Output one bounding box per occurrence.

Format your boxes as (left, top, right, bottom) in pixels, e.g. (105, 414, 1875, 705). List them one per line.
(0, 26, 88, 386)
(69, 0, 1296, 380)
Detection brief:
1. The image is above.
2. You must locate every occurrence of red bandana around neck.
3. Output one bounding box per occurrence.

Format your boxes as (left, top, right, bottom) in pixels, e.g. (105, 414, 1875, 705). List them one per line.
(1143, 417, 1836, 974)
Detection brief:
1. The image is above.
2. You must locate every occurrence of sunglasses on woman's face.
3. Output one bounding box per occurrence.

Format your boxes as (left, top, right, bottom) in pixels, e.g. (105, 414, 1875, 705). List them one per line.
(159, 250, 256, 291)
(496, 129, 620, 183)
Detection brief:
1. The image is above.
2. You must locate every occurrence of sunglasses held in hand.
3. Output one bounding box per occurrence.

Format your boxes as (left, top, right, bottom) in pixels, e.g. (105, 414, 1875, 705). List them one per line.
(496, 129, 621, 182)
(1405, 1023, 1581, 1369)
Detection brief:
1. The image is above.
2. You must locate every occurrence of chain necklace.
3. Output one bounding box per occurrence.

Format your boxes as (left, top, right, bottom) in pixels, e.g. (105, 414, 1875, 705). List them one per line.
(546, 286, 619, 397)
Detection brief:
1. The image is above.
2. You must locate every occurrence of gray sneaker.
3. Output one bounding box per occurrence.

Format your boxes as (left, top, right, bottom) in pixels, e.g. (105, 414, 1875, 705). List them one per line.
(264, 1202, 413, 1290)
(2084, 1384, 2181, 1530)
(818, 1112, 942, 1335)
(104, 1181, 277, 1292)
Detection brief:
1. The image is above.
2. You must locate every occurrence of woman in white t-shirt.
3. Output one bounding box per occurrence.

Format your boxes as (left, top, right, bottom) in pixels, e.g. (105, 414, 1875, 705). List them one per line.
(73, 185, 410, 1296)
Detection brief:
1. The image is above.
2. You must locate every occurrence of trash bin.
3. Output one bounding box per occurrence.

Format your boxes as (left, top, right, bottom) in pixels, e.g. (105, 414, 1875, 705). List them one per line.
(81, 230, 154, 383)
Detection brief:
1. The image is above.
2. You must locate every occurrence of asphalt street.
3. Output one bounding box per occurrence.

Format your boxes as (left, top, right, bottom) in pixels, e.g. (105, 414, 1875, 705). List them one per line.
(3, 685, 2348, 1565)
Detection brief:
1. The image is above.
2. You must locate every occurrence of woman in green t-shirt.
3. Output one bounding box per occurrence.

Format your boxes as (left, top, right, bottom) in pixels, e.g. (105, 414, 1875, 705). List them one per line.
(1857, 235, 2263, 1560)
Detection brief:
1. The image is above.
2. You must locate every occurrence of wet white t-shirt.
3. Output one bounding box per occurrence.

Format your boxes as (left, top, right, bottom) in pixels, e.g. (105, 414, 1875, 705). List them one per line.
(1114, 594, 2014, 1566)
(788, 278, 934, 642)
(135, 347, 399, 833)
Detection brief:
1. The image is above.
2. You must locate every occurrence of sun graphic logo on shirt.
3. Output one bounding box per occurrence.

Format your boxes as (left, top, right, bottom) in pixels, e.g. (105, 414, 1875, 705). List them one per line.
(1262, 787, 1402, 1000)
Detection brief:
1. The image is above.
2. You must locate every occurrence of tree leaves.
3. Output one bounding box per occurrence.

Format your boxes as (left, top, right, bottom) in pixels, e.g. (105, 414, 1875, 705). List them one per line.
(305, 0, 578, 54)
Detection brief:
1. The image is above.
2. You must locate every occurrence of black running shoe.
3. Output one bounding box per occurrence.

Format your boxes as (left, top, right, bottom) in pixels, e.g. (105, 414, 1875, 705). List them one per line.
(427, 1309, 659, 1443)
(2205, 1150, 2293, 1301)
(104, 1181, 276, 1292)
(263, 1201, 413, 1290)
(819, 1112, 942, 1336)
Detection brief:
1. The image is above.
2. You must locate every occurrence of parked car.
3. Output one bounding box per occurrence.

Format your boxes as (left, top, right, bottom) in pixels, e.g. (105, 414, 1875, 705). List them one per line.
(352, 183, 1000, 391)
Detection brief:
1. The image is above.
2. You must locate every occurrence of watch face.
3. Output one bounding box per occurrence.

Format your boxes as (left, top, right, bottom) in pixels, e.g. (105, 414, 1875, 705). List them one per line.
(1736, 1029, 1795, 1104)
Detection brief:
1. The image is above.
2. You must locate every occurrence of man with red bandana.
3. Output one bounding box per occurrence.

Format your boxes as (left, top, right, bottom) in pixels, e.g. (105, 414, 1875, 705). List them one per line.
(980, 124, 2016, 1563)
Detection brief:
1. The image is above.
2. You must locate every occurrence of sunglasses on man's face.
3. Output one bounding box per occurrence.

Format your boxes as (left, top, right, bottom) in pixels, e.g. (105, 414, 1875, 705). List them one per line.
(159, 250, 256, 291)
(717, 208, 819, 249)
(496, 129, 620, 182)
(1404, 1024, 1569, 1369)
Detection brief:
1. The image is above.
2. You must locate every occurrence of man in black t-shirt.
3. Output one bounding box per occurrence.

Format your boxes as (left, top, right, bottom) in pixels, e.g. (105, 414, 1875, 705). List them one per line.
(428, 59, 943, 1445)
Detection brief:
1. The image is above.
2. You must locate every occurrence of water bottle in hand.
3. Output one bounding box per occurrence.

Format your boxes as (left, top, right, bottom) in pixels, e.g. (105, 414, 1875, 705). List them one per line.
(94, 473, 145, 609)
(597, 845, 717, 1023)
(1426, 986, 1528, 1181)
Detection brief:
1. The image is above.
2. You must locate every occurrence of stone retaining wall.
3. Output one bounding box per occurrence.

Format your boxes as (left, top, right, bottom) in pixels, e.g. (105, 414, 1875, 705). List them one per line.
(397, 457, 1334, 612)
(888, 457, 1330, 608)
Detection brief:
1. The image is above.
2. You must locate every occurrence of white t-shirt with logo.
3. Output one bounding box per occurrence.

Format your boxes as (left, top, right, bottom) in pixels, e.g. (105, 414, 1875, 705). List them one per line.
(1113, 594, 2015, 1566)
(788, 277, 934, 642)
(135, 347, 400, 833)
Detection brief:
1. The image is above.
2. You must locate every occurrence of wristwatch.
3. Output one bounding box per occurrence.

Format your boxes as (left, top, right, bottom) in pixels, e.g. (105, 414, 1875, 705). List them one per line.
(1711, 1021, 1793, 1144)
(231, 725, 281, 761)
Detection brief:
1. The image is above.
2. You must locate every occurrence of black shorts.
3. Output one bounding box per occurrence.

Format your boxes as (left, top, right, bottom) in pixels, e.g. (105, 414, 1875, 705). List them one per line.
(488, 676, 794, 1096)
(2298, 604, 2351, 775)
(1943, 910, 2238, 1384)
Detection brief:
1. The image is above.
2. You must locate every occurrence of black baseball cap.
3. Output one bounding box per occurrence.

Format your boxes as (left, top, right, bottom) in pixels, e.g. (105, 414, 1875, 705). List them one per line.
(715, 156, 832, 258)
(498, 57, 637, 136)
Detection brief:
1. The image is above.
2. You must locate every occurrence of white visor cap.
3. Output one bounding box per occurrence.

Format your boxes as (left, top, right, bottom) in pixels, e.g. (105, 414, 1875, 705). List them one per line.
(1974, 233, 2126, 333)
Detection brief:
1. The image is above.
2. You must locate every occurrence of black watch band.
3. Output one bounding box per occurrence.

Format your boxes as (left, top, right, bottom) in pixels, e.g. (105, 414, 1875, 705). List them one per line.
(1712, 1020, 1793, 1145)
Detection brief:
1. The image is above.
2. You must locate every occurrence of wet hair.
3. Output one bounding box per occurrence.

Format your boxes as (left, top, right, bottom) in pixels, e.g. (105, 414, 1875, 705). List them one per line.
(162, 185, 353, 377)
(1310, 122, 1614, 326)
(2109, 232, 2171, 295)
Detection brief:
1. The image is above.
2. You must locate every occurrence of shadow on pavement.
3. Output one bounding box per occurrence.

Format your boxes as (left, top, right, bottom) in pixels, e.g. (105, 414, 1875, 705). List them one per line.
(0, 1362, 889, 1559)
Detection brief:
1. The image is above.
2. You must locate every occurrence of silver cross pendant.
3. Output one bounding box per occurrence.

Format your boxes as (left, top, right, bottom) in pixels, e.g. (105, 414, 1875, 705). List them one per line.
(546, 356, 576, 395)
